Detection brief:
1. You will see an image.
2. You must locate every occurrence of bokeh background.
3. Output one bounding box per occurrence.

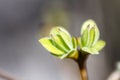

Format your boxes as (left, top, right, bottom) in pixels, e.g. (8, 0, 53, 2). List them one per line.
(0, 0, 120, 80)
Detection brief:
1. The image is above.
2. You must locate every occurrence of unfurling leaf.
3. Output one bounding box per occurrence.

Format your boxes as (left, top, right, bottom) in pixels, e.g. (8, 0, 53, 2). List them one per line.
(81, 19, 100, 46)
(79, 19, 105, 55)
(82, 47, 99, 54)
(39, 37, 64, 55)
(81, 27, 89, 47)
(93, 40, 106, 51)
(39, 27, 78, 60)
(88, 27, 95, 47)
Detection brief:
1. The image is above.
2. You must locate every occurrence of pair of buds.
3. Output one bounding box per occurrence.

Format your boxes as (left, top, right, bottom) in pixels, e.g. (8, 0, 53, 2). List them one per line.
(39, 19, 106, 60)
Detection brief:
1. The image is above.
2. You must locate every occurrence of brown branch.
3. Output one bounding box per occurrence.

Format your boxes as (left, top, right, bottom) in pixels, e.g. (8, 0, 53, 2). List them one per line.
(0, 69, 21, 80)
(75, 51, 89, 80)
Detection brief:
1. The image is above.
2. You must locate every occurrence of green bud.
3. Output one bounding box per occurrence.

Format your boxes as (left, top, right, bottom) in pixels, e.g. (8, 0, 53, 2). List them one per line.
(39, 27, 78, 60)
(79, 19, 106, 54)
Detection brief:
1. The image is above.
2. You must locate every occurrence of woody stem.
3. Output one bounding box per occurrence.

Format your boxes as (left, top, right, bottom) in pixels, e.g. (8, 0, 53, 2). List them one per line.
(76, 51, 89, 80)
(0, 69, 20, 80)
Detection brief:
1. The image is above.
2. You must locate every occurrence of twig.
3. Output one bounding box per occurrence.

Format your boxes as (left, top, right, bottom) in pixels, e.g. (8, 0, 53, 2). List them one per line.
(0, 69, 21, 80)
(76, 51, 89, 80)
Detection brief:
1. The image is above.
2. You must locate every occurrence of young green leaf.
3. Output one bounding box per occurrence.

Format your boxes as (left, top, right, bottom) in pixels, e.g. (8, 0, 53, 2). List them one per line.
(88, 27, 95, 47)
(50, 27, 71, 37)
(60, 50, 74, 59)
(81, 19, 100, 46)
(93, 40, 106, 51)
(50, 27, 72, 49)
(58, 28, 73, 49)
(77, 37, 83, 48)
(51, 34, 69, 52)
(39, 37, 64, 55)
(81, 27, 89, 47)
(82, 47, 99, 54)
(68, 50, 78, 59)
(50, 27, 60, 35)
(72, 37, 77, 48)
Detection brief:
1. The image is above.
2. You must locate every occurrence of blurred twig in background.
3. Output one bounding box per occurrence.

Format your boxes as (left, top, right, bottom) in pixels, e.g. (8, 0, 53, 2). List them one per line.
(0, 69, 21, 80)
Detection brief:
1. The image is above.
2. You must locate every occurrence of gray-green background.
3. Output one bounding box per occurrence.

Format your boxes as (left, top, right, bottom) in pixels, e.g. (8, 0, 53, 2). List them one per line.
(0, 0, 119, 80)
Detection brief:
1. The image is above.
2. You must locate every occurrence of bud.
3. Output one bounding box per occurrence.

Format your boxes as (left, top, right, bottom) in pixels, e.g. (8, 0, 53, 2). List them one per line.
(39, 27, 78, 60)
(79, 19, 106, 54)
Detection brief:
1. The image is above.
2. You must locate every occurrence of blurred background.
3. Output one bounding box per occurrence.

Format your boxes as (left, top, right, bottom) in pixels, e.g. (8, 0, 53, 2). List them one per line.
(0, 0, 120, 80)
